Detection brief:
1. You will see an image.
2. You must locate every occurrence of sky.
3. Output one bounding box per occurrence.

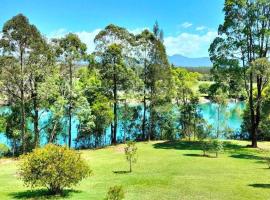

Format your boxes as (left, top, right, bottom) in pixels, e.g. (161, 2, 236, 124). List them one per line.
(0, 0, 225, 58)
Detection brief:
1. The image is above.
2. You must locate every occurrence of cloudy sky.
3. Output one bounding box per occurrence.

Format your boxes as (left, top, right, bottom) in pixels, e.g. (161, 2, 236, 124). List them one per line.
(0, 0, 224, 58)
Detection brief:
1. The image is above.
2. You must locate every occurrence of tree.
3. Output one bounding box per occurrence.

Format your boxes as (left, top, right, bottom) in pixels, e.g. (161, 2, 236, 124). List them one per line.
(0, 14, 45, 152)
(124, 141, 137, 172)
(209, 0, 270, 147)
(210, 88, 228, 138)
(136, 22, 171, 140)
(19, 144, 91, 194)
(94, 25, 138, 145)
(53, 33, 87, 148)
(105, 185, 125, 200)
(76, 67, 113, 147)
(96, 43, 135, 144)
(27, 34, 55, 148)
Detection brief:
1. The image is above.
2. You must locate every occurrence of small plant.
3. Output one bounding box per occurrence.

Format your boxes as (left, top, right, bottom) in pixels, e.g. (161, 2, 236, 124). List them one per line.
(265, 156, 270, 169)
(209, 139, 223, 158)
(124, 141, 137, 172)
(19, 144, 91, 194)
(201, 140, 211, 156)
(0, 143, 9, 158)
(105, 185, 125, 200)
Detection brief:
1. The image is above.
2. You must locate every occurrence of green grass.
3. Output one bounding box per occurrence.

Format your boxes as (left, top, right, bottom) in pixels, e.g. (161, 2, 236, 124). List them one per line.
(1, 140, 270, 199)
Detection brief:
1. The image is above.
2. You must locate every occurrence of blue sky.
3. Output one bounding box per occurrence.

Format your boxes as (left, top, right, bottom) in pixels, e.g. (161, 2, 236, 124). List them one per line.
(0, 0, 225, 57)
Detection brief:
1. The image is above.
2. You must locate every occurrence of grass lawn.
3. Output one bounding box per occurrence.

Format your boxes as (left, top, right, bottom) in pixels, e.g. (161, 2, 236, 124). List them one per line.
(1, 140, 270, 199)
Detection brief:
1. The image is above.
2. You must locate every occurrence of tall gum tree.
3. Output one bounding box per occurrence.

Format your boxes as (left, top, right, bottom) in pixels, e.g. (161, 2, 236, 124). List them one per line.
(209, 0, 270, 147)
(94, 25, 138, 144)
(0, 14, 44, 152)
(53, 33, 87, 148)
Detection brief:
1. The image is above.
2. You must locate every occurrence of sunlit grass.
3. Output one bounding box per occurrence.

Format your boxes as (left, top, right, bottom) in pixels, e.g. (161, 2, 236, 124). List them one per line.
(1, 140, 270, 199)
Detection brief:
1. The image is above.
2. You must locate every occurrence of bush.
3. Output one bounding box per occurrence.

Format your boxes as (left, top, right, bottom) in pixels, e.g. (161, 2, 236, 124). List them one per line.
(0, 143, 9, 158)
(201, 140, 211, 156)
(209, 139, 223, 157)
(105, 185, 125, 200)
(199, 83, 210, 94)
(19, 144, 91, 194)
(265, 156, 270, 168)
(200, 139, 223, 157)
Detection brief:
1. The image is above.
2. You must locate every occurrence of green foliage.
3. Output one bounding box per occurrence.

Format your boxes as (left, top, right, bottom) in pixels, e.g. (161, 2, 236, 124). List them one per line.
(19, 144, 91, 194)
(124, 141, 138, 172)
(199, 82, 210, 94)
(209, 139, 223, 158)
(105, 185, 125, 200)
(0, 143, 9, 158)
(201, 139, 223, 158)
(264, 156, 270, 169)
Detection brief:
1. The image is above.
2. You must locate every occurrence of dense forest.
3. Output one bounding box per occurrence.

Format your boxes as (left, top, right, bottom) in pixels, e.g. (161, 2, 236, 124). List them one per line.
(0, 0, 270, 157)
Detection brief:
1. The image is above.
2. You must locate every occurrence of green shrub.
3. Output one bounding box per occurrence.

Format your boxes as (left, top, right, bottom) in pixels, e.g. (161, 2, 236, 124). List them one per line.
(19, 144, 91, 194)
(200, 139, 223, 157)
(209, 139, 223, 157)
(0, 143, 9, 158)
(105, 185, 125, 200)
(199, 83, 210, 94)
(201, 140, 211, 156)
(124, 141, 137, 172)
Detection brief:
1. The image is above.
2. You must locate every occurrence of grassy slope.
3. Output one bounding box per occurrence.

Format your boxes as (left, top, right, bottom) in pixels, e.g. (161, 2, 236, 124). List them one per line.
(1, 140, 270, 200)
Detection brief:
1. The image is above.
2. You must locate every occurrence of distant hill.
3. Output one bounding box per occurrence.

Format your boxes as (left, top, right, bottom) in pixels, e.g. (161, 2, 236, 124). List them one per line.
(168, 54, 212, 67)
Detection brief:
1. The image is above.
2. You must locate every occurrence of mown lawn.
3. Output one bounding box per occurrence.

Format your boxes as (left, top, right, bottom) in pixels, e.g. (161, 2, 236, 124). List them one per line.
(1, 140, 270, 200)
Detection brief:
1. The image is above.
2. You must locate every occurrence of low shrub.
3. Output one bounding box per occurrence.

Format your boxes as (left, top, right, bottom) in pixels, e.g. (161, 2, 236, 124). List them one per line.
(209, 139, 223, 157)
(105, 185, 125, 200)
(0, 143, 10, 158)
(201, 139, 223, 157)
(19, 144, 91, 194)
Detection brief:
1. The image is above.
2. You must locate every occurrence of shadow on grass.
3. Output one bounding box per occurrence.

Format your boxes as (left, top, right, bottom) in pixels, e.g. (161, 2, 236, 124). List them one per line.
(183, 153, 217, 158)
(230, 154, 264, 161)
(113, 170, 131, 174)
(9, 189, 81, 199)
(249, 184, 270, 189)
(153, 141, 203, 151)
(153, 140, 244, 151)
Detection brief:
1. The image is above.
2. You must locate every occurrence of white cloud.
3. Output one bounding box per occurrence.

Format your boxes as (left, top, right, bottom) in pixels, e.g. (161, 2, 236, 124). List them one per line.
(180, 22, 193, 28)
(48, 27, 217, 58)
(48, 27, 149, 53)
(164, 31, 217, 57)
(47, 28, 101, 53)
(196, 26, 207, 31)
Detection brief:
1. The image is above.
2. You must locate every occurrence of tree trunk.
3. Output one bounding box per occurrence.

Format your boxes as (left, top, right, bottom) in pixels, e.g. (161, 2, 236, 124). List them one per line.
(142, 55, 147, 140)
(20, 50, 26, 153)
(33, 78, 39, 148)
(142, 94, 146, 141)
(112, 66, 117, 145)
(129, 159, 132, 173)
(68, 63, 73, 148)
(249, 72, 257, 148)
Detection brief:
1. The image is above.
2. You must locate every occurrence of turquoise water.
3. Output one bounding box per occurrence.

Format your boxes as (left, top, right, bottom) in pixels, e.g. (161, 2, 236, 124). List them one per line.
(0, 101, 245, 148)
(198, 101, 245, 136)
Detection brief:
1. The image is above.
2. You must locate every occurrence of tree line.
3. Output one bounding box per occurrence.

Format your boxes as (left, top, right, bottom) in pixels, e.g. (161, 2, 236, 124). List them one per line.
(0, 15, 206, 154)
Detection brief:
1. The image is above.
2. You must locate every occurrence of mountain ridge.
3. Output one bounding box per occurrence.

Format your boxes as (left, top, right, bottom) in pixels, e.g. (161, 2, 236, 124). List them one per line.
(168, 54, 212, 67)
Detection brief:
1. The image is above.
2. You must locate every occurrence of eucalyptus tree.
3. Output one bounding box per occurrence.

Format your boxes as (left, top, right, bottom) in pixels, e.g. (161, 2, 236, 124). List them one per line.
(77, 67, 113, 147)
(148, 26, 172, 141)
(171, 68, 202, 140)
(0, 14, 44, 152)
(94, 25, 138, 144)
(97, 43, 136, 144)
(27, 36, 55, 147)
(53, 33, 87, 148)
(209, 0, 270, 147)
(135, 30, 155, 140)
